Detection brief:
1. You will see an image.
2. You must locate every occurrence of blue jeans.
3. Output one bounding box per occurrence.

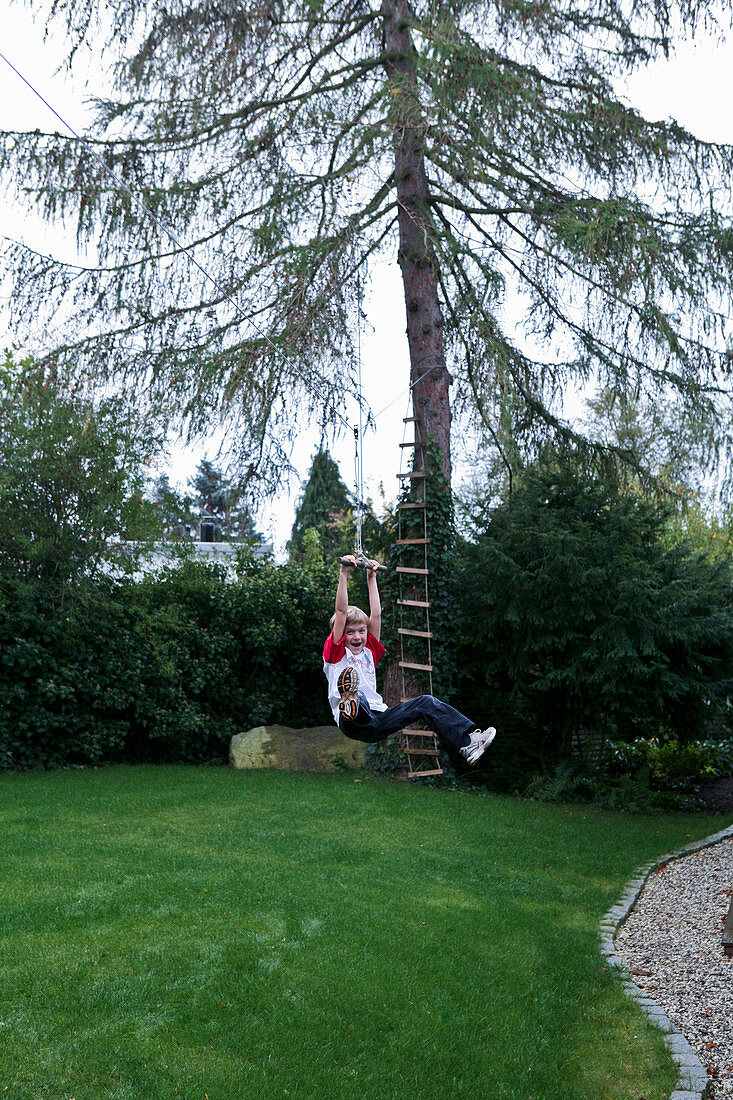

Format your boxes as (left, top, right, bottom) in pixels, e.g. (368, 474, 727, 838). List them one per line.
(339, 693, 474, 751)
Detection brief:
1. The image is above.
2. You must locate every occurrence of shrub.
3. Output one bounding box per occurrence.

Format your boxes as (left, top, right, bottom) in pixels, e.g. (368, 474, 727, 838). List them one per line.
(0, 580, 133, 769)
(0, 552, 336, 770)
(522, 736, 733, 811)
(605, 737, 733, 791)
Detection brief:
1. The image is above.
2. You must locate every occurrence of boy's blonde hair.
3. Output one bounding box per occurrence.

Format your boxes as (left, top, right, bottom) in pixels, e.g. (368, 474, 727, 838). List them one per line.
(330, 604, 368, 629)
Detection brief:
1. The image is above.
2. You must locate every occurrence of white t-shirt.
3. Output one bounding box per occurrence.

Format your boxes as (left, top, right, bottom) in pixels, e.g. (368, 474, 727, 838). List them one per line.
(322, 631, 388, 725)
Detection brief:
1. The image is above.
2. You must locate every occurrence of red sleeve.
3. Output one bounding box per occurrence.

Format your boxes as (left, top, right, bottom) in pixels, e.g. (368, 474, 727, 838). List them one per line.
(323, 632, 346, 663)
(366, 633, 386, 665)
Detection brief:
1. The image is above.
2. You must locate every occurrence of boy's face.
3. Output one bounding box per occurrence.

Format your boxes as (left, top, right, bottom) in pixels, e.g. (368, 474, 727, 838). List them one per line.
(344, 621, 368, 655)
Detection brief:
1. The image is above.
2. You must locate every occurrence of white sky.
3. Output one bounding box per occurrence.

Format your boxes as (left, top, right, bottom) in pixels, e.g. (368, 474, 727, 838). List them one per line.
(1, 5, 733, 554)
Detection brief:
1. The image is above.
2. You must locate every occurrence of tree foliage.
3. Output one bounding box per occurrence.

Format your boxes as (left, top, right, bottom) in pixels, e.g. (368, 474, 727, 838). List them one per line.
(0, 350, 160, 591)
(579, 385, 733, 559)
(189, 458, 259, 540)
(289, 447, 389, 571)
(583, 386, 728, 500)
(289, 448, 352, 560)
(149, 473, 193, 538)
(2, 0, 733, 487)
(148, 461, 260, 540)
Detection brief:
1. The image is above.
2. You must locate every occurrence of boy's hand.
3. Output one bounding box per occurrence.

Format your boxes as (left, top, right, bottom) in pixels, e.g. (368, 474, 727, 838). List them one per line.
(339, 552, 386, 572)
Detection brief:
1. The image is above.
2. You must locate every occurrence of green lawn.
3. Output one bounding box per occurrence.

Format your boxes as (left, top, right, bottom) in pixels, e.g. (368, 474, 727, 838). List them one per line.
(0, 766, 725, 1099)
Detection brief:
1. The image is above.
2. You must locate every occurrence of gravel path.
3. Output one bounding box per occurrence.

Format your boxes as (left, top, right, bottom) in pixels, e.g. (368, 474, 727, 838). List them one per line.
(615, 838, 733, 1098)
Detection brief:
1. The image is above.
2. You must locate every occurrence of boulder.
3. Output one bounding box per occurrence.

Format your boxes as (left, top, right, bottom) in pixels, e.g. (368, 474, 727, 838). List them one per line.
(229, 725, 367, 773)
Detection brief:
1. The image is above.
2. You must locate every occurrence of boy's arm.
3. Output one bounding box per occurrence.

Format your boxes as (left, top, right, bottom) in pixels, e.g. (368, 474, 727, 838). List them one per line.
(366, 560, 382, 642)
(332, 556, 355, 643)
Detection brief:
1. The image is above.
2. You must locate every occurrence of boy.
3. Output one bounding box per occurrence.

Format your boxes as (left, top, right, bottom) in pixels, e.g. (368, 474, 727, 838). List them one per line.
(323, 554, 496, 765)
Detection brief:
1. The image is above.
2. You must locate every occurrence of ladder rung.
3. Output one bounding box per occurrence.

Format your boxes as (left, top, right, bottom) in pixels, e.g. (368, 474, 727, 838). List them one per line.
(403, 416, 419, 423)
(398, 599, 431, 608)
(396, 567, 429, 576)
(396, 538, 429, 546)
(404, 748, 441, 757)
(401, 728, 439, 738)
(407, 769, 444, 778)
(400, 661, 434, 672)
(397, 471, 426, 479)
(399, 628, 433, 638)
(399, 441, 425, 448)
(397, 502, 426, 511)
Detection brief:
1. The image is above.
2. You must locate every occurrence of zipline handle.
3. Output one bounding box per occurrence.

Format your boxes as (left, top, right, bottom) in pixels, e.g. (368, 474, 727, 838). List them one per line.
(340, 553, 388, 572)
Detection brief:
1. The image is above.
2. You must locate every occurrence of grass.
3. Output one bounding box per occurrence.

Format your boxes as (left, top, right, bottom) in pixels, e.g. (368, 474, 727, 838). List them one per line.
(0, 765, 725, 1099)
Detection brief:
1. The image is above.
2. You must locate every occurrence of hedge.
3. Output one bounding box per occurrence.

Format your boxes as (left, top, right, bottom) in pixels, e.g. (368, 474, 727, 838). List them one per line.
(0, 552, 335, 770)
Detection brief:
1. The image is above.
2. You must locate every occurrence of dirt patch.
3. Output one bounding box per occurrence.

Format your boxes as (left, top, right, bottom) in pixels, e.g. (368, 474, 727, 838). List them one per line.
(697, 776, 733, 815)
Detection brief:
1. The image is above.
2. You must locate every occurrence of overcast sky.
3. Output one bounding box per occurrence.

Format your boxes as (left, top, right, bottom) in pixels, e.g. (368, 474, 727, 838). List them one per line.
(2, 6, 732, 552)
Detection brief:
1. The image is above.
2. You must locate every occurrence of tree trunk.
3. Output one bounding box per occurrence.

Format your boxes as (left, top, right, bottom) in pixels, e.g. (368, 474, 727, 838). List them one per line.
(382, 0, 452, 484)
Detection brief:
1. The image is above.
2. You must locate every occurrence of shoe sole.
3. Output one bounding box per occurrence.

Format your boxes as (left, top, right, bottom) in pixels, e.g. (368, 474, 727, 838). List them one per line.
(337, 667, 359, 720)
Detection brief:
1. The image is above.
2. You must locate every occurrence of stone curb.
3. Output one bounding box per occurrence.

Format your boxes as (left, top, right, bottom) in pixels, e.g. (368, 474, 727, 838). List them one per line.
(600, 822, 733, 1100)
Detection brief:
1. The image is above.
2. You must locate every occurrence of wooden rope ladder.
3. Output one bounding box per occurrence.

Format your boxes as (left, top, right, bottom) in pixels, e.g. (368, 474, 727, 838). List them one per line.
(396, 417, 443, 778)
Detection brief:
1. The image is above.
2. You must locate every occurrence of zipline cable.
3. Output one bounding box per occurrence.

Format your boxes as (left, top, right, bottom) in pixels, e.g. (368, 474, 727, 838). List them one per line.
(372, 363, 440, 422)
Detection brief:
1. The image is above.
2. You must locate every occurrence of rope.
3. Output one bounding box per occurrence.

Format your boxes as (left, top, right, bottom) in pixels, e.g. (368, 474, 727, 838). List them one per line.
(353, 266, 365, 557)
(353, 424, 362, 556)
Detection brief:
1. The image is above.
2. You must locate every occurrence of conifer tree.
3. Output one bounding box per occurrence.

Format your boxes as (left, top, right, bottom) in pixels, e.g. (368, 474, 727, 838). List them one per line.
(189, 458, 258, 540)
(149, 474, 193, 538)
(190, 460, 229, 528)
(288, 449, 352, 560)
(2, 0, 732, 487)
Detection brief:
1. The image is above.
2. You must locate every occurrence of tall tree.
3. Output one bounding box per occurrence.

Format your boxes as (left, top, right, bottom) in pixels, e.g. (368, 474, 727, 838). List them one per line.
(189, 458, 259, 540)
(0, 350, 160, 589)
(2, 0, 733, 489)
(190, 459, 229, 529)
(288, 448, 353, 560)
(149, 473, 193, 538)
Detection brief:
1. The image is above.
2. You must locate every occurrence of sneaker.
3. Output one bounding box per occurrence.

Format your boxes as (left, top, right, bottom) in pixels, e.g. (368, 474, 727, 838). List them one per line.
(337, 666, 360, 720)
(460, 727, 496, 765)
